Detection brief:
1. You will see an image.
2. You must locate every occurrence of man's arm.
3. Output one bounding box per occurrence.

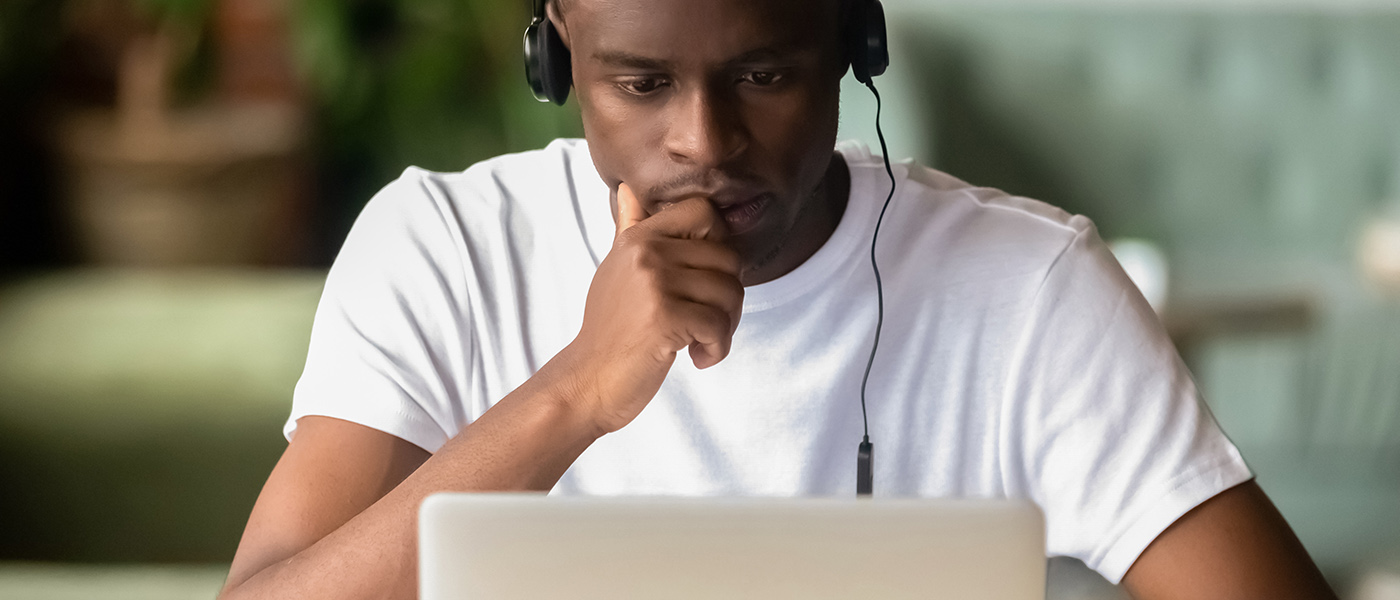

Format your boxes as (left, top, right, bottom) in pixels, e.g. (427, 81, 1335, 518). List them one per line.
(219, 187, 743, 600)
(1121, 480, 1338, 600)
(218, 365, 602, 600)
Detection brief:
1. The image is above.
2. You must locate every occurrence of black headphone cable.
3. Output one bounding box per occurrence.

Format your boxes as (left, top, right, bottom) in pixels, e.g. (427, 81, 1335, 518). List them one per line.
(857, 79, 896, 497)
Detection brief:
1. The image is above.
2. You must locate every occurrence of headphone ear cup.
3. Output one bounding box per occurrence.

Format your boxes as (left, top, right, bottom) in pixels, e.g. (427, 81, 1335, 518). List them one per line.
(524, 22, 549, 101)
(864, 0, 889, 80)
(523, 17, 573, 105)
(848, 0, 889, 84)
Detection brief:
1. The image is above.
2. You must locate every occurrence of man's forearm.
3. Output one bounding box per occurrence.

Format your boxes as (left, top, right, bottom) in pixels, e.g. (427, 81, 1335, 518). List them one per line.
(219, 354, 604, 600)
(223, 185, 743, 600)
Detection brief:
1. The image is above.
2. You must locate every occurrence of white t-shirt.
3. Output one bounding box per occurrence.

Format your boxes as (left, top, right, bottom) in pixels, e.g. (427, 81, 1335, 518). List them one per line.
(287, 138, 1251, 583)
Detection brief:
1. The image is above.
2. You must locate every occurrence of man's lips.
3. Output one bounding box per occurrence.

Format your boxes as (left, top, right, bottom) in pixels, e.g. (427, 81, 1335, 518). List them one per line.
(716, 193, 773, 235)
(654, 188, 773, 235)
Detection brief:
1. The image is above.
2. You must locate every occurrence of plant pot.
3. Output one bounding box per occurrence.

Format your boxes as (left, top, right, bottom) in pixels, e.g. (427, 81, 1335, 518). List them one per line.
(55, 101, 306, 266)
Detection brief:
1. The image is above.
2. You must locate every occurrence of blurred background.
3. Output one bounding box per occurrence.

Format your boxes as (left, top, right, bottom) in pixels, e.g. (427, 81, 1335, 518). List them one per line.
(0, 0, 1398, 598)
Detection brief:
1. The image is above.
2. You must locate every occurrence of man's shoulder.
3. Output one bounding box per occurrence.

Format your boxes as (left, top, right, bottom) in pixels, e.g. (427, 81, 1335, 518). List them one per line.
(836, 151, 1095, 276)
(390, 138, 591, 203)
(906, 162, 1088, 241)
(839, 143, 1089, 244)
(462, 137, 590, 179)
(359, 139, 598, 242)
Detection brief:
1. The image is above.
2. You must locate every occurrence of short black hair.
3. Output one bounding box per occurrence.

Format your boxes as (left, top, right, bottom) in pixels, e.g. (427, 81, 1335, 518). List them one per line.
(557, 0, 855, 18)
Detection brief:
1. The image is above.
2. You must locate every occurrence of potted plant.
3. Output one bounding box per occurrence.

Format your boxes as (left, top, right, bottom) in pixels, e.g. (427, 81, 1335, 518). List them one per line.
(54, 0, 308, 266)
(284, 0, 584, 240)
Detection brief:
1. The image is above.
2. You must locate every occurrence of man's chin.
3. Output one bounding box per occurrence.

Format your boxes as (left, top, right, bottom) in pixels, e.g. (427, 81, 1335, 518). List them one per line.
(732, 235, 788, 283)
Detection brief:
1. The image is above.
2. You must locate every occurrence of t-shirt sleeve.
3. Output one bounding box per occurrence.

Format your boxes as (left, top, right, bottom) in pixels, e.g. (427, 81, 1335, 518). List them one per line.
(1000, 218, 1253, 584)
(284, 168, 475, 453)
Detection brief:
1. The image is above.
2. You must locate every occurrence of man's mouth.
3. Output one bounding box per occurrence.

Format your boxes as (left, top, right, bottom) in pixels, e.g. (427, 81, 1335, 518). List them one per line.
(716, 193, 773, 235)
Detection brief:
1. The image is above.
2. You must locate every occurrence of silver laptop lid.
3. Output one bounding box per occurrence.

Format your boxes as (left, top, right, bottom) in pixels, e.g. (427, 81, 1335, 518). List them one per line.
(420, 494, 1045, 600)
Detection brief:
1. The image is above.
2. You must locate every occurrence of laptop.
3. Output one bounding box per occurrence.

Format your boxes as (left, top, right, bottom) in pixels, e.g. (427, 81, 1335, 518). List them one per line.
(419, 494, 1045, 599)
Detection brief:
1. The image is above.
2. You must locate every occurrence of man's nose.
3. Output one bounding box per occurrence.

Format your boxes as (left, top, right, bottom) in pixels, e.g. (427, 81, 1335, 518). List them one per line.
(663, 87, 748, 169)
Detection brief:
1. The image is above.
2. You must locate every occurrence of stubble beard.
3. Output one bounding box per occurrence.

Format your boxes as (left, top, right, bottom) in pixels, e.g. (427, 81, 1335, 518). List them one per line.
(736, 163, 834, 282)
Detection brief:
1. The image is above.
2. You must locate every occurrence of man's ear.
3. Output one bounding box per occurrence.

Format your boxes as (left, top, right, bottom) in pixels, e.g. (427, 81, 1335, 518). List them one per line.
(546, 0, 571, 49)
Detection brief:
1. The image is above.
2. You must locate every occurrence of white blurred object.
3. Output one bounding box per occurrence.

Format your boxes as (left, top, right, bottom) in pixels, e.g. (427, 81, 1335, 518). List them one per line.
(1359, 216, 1400, 294)
(1109, 238, 1170, 313)
(1354, 566, 1400, 600)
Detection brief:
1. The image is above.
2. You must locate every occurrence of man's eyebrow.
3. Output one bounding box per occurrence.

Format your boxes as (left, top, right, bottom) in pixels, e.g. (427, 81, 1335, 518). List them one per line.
(592, 50, 672, 70)
(724, 47, 805, 66)
(591, 46, 811, 70)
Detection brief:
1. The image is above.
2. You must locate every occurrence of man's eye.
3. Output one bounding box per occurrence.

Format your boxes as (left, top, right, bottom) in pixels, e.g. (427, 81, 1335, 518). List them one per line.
(621, 77, 667, 95)
(741, 71, 782, 86)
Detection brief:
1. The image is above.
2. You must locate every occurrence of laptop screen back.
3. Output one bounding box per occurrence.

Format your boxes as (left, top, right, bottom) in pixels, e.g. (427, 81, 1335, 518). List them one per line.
(419, 494, 1045, 600)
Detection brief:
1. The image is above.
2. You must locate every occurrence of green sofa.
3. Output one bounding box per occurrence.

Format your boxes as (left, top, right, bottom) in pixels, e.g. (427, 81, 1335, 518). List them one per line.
(0, 270, 322, 564)
(848, 2, 1400, 584)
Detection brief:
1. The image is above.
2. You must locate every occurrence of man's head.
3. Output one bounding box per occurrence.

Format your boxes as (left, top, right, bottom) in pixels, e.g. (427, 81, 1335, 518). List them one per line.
(546, 0, 855, 280)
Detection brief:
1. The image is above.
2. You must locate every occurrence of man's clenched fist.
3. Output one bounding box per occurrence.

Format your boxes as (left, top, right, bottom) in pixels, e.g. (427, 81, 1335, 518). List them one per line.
(556, 182, 744, 435)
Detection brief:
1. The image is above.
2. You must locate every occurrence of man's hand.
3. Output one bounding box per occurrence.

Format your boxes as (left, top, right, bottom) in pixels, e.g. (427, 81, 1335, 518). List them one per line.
(558, 182, 744, 435)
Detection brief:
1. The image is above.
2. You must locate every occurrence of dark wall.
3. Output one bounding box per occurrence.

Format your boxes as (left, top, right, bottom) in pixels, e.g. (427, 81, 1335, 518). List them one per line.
(0, 2, 66, 274)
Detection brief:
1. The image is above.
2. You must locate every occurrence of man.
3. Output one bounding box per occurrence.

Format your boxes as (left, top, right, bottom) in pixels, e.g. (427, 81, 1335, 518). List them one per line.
(219, 0, 1337, 598)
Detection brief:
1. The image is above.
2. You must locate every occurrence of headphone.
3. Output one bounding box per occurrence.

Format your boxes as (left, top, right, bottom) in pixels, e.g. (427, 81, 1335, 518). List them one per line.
(523, 0, 894, 498)
(524, 0, 890, 105)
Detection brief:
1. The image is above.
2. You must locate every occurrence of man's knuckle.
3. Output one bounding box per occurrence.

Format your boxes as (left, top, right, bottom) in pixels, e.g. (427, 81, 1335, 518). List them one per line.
(642, 268, 669, 298)
(628, 240, 664, 271)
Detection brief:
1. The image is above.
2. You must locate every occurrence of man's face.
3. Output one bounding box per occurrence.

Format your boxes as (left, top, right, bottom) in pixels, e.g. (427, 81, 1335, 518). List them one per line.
(556, 0, 847, 272)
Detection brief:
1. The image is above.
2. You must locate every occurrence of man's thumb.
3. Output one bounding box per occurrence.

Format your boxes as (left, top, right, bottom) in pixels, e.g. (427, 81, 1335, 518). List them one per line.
(616, 182, 646, 236)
